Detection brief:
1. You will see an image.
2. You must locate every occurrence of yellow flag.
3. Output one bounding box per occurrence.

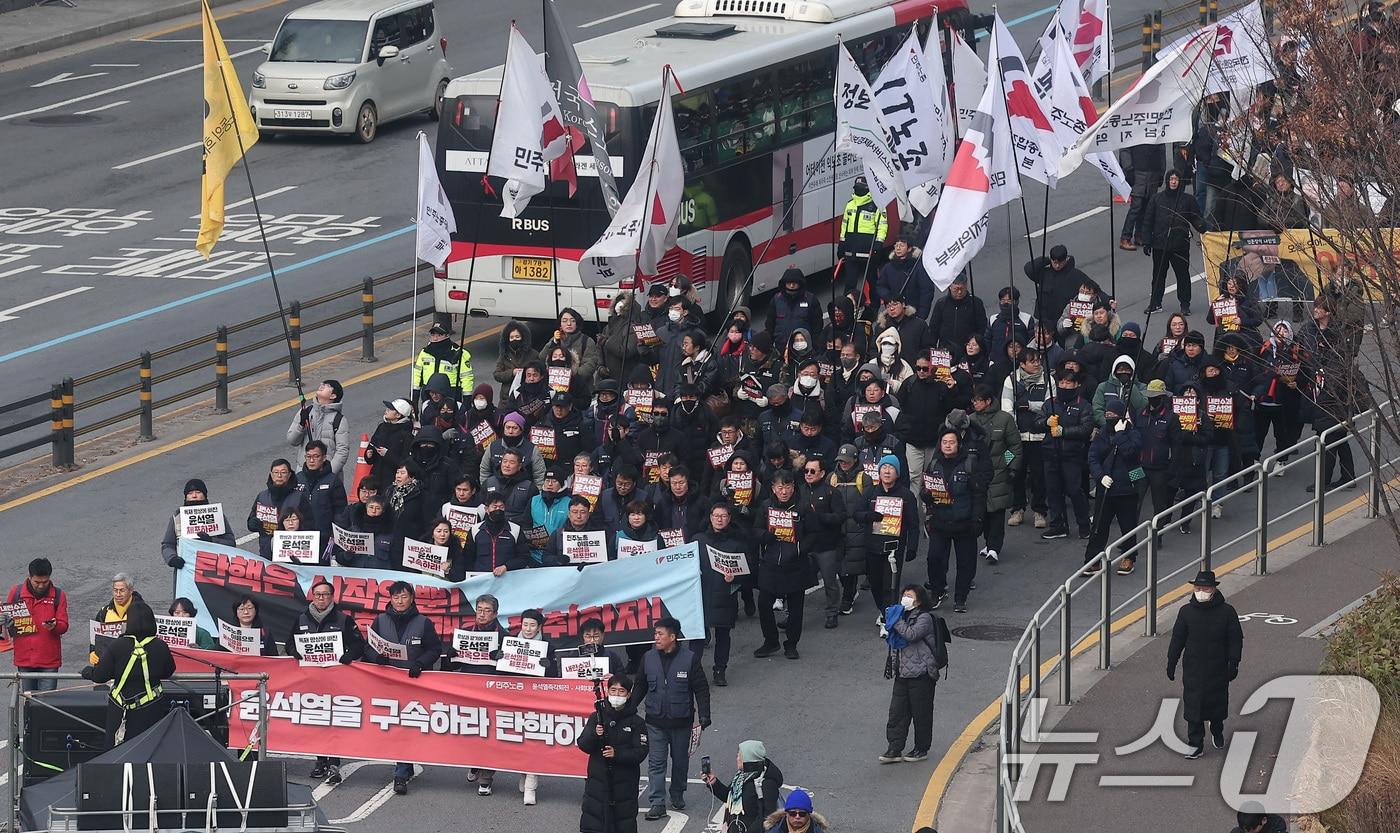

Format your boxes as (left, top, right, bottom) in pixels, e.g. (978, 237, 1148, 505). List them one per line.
(196, 0, 259, 258)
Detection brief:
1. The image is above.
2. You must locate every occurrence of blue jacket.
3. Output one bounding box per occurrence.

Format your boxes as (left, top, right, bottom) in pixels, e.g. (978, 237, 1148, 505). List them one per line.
(1137, 400, 1175, 470)
(875, 255, 934, 319)
(1157, 349, 1204, 394)
(528, 493, 571, 562)
(1088, 422, 1144, 497)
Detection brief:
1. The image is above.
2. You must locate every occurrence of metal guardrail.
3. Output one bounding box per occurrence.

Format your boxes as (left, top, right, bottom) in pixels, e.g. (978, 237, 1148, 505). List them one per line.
(0, 269, 433, 470)
(993, 400, 1399, 832)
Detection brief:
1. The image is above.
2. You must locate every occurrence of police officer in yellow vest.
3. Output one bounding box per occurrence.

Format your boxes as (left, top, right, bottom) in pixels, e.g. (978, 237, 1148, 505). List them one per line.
(82, 603, 176, 746)
(838, 176, 889, 304)
(413, 323, 475, 403)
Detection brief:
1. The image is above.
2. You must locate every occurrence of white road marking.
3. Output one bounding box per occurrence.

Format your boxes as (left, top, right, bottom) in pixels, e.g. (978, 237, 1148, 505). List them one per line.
(74, 100, 129, 115)
(0, 45, 263, 122)
(0, 287, 93, 323)
(112, 141, 203, 170)
(91, 63, 140, 67)
(31, 71, 109, 88)
(328, 765, 421, 825)
(1026, 206, 1109, 239)
(224, 185, 299, 210)
(579, 3, 661, 27)
(660, 810, 690, 833)
(310, 760, 374, 801)
(1162, 272, 1206, 297)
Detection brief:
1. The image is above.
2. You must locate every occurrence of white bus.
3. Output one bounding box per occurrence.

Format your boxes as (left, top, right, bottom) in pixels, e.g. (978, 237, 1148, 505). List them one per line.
(433, 0, 982, 325)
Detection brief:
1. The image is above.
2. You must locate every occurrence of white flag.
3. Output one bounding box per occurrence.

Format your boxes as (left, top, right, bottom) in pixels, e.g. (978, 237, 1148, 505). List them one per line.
(1059, 25, 1217, 177)
(415, 133, 456, 269)
(873, 26, 953, 193)
(990, 14, 1061, 186)
(578, 72, 684, 288)
(1047, 30, 1130, 197)
(1164, 1, 1273, 95)
(919, 21, 1021, 290)
(1071, 0, 1113, 85)
(488, 26, 570, 219)
(951, 35, 986, 137)
(835, 42, 908, 212)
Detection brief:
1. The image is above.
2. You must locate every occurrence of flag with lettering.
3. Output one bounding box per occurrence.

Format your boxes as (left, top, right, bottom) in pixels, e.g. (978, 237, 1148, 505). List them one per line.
(415, 133, 456, 268)
(990, 14, 1061, 186)
(196, 0, 258, 258)
(873, 25, 953, 193)
(543, 0, 616, 213)
(951, 34, 986, 136)
(835, 42, 908, 212)
(488, 25, 570, 219)
(1047, 29, 1130, 196)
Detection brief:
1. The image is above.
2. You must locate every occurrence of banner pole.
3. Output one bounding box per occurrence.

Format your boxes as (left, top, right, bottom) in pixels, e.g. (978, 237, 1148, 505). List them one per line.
(1106, 3, 1118, 301)
(411, 133, 423, 403)
(544, 0, 562, 329)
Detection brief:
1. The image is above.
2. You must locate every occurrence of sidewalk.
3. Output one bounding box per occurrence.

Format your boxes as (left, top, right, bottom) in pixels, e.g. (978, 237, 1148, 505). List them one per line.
(0, 0, 246, 63)
(939, 510, 1395, 833)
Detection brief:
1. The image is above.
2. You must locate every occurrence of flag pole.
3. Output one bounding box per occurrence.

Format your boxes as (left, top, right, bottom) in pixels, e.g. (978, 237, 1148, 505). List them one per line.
(411, 131, 424, 403)
(832, 36, 842, 310)
(543, 1, 563, 329)
(201, 0, 302, 400)
(1105, 3, 1118, 303)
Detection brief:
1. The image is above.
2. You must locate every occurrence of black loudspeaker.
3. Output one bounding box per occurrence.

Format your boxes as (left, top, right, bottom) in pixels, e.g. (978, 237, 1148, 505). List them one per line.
(183, 761, 288, 830)
(160, 679, 230, 745)
(24, 688, 108, 784)
(75, 763, 183, 831)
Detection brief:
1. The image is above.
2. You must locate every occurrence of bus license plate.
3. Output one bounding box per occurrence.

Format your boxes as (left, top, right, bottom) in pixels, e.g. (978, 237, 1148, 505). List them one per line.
(512, 257, 553, 281)
(272, 109, 313, 120)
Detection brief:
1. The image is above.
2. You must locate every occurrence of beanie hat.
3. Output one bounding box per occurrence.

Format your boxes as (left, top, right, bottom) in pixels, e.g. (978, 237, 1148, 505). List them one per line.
(781, 267, 804, 288)
(323, 379, 344, 402)
(503, 412, 526, 430)
(784, 790, 814, 813)
(878, 454, 901, 475)
(944, 408, 970, 431)
(1049, 244, 1069, 260)
(183, 478, 209, 497)
(739, 740, 767, 763)
(750, 331, 774, 355)
(1119, 321, 1142, 340)
(1103, 397, 1127, 417)
(1184, 330, 1206, 347)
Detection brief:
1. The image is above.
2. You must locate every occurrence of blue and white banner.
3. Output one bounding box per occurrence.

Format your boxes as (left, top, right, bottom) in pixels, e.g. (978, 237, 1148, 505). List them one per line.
(177, 539, 703, 649)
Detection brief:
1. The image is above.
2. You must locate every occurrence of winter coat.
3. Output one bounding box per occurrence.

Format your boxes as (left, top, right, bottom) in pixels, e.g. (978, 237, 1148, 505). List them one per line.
(829, 464, 872, 574)
(1036, 390, 1094, 458)
(5, 580, 68, 669)
(546, 315, 603, 394)
(859, 482, 922, 556)
(694, 526, 753, 629)
(969, 402, 1022, 512)
(1142, 180, 1202, 252)
(297, 462, 348, 543)
(1167, 590, 1243, 722)
(1088, 421, 1143, 498)
(1091, 357, 1150, 428)
(986, 308, 1034, 365)
(598, 295, 646, 385)
(1157, 349, 1205, 394)
(752, 496, 812, 595)
(799, 479, 847, 550)
(480, 435, 546, 487)
(284, 603, 365, 663)
(706, 757, 784, 833)
(469, 516, 531, 573)
(763, 810, 830, 833)
(365, 416, 414, 487)
(160, 507, 237, 567)
(331, 502, 398, 571)
(889, 607, 945, 678)
(1004, 368, 1050, 441)
(365, 605, 442, 670)
(1024, 255, 1091, 327)
(286, 399, 351, 474)
(876, 254, 934, 319)
(1207, 285, 1265, 346)
(920, 447, 987, 536)
(767, 283, 824, 348)
(577, 702, 649, 833)
(928, 292, 989, 356)
(1168, 389, 1214, 491)
(247, 478, 313, 559)
(494, 320, 541, 393)
(1137, 399, 1175, 471)
(895, 373, 956, 449)
(875, 312, 932, 367)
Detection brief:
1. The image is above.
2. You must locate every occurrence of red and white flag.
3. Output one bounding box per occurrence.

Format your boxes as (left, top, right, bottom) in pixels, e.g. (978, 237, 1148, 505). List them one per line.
(1059, 24, 1217, 176)
(1047, 30, 1130, 197)
(918, 22, 1021, 290)
(990, 15, 1061, 186)
(578, 71, 684, 288)
(487, 26, 571, 218)
(1071, 0, 1112, 85)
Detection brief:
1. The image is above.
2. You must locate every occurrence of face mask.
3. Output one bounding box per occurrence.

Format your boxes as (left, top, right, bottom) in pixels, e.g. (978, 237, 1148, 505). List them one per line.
(549, 359, 567, 367)
(798, 376, 817, 392)
(1058, 388, 1077, 402)
(487, 509, 505, 523)
(668, 286, 681, 297)
(1000, 302, 1014, 315)
(1115, 371, 1134, 384)
(668, 309, 682, 323)
(728, 332, 742, 343)
(679, 400, 698, 414)
(841, 357, 858, 370)
(608, 695, 629, 709)
(1194, 590, 1212, 603)
(792, 339, 808, 352)
(509, 336, 522, 345)
(900, 596, 917, 610)
(652, 416, 669, 430)
(468, 397, 486, 412)
(880, 343, 896, 358)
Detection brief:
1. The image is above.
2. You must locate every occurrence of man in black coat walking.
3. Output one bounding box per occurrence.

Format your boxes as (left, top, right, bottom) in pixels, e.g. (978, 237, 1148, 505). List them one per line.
(578, 674, 649, 833)
(1167, 570, 1243, 758)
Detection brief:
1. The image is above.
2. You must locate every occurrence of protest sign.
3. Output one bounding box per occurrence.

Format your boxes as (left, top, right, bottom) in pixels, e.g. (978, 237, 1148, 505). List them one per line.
(1174, 397, 1199, 432)
(90, 620, 126, 644)
(768, 509, 796, 543)
(572, 474, 603, 507)
(470, 421, 497, 449)
(631, 323, 661, 347)
(272, 531, 320, 564)
(332, 524, 372, 556)
(874, 495, 904, 536)
(659, 528, 685, 548)
(548, 366, 572, 392)
(496, 636, 548, 676)
(179, 504, 226, 538)
(367, 627, 408, 662)
(707, 445, 735, 469)
(218, 620, 260, 656)
(1212, 297, 1240, 331)
(403, 538, 449, 578)
(0, 602, 33, 635)
(451, 629, 499, 666)
(561, 530, 608, 564)
(617, 538, 656, 559)
(294, 632, 345, 667)
(530, 426, 558, 461)
(1206, 395, 1235, 430)
(559, 656, 608, 680)
(252, 501, 280, 533)
(705, 547, 750, 578)
(155, 615, 196, 648)
(929, 348, 953, 383)
(725, 471, 754, 507)
(924, 472, 951, 506)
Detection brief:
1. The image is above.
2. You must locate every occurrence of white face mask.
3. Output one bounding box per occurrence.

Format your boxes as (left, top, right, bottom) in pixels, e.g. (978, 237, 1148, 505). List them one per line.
(880, 343, 896, 358)
(900, 596, 917, 610)
(668, 309, 682, 322)
(607, 694, 629, 709)
(668, 286, 681, 297)
(798, 376, 817, 392)
(792, 339, 808, 352)
(474, 397, 487, 411)
(1194, 590, 1213, 603)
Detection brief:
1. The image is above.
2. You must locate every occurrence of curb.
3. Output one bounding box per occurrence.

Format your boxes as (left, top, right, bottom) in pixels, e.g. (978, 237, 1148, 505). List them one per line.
(0, 0, 244, 63)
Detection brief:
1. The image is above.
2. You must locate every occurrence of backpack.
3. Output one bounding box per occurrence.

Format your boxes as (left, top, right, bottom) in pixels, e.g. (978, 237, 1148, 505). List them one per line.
(927, 613, 952, 677)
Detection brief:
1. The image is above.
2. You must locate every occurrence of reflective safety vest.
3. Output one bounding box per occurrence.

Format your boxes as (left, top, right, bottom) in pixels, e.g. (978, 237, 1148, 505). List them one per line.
(840, 195, 887, 255)
(112, 636, 162, 709)
(412, 346, 475, 393)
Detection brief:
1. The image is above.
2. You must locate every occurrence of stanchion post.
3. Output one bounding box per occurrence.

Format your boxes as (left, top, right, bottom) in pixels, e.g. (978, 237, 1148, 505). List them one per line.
(50, 383, 64, 468)
(1368, 415, 1381, 518)
(361, 278, 377, 362)
(1256, 462, 1270, 574)
(1098, 550, 1112, 670)
(257, 675, 269, 759)
(1145, 527, 1159, 636)
(215, 326, 231, 414)
(288, 301, 302, 386)
(138, 351, 154, 441)
(1058, 585, 1072, 704)
(1312, 435, 1326, 546)
(1141, 14, 1152, 70)
(1152, 11, 1162, 60)
(62, 376, 75, 468)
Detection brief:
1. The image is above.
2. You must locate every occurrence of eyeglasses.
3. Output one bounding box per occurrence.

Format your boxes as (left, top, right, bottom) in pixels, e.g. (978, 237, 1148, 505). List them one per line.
(915, 365, 932, 373)
(804, 468, 821, 474)
(786, 810, 810, 818)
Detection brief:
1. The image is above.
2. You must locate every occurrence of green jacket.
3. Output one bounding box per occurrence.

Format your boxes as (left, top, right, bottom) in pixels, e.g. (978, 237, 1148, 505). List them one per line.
(970, 404, 1022, 512)
(1092, 363, 1149, 428)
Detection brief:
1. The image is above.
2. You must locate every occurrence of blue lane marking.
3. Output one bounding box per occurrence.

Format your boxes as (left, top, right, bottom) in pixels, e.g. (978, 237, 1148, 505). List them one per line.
(0, 224, 416, 365)
(974, 3, 1058, 39)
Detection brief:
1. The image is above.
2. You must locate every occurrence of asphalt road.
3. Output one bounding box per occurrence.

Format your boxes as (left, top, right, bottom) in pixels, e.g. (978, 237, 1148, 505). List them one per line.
(0, 0, 1270, 830)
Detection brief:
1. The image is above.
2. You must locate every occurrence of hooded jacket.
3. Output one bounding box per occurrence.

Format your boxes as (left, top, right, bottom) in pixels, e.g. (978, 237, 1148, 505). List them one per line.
(332, 502, 398, 571)
(598, 293, 645, 383)
(929, 288, 989, 357)
(1092, 356, 1149, 427)
(872, 329, 914, 386)
(1142, 175, 1202, 251)
(694, 524, 754, 629)
(1004, 365, 1051, 441)
(767, 269, 823, 347)
(969, 398, 1022, 512)
(1088, 410, 1144, 498)
(875, 308, 933, 365)
(876, 252, 934, 319)
(493, 320, 540, 393)
(365, 413, 415, 487)
(577, 699, 649, 833)
(544, 308, 602, 392)
(819, 296, 869, 357)
(921, 442, 988, 534)
(1023, 255, 1090, 328)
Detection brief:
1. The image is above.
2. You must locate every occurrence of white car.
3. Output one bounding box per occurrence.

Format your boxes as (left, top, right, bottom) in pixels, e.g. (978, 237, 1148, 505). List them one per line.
(249, 0, 453, 142)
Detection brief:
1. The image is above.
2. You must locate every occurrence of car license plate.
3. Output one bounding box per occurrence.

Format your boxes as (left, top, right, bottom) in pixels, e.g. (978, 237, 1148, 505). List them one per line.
(272, 109, 313, 120)
(512, 257, 553, 281)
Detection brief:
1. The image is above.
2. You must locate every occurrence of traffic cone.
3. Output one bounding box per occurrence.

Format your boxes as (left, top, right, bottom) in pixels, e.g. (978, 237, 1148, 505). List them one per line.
(351, 433, 372, 495)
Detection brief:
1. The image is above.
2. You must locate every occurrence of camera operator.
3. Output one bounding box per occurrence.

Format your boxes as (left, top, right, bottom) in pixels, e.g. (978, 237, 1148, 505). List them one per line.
(559, 618, 628, 676)
(577, 674, 648, 833)
(702, 740, 784, 833)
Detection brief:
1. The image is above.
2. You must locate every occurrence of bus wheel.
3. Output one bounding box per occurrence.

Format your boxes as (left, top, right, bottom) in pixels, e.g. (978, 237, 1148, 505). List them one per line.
(713, 240, 751, 330)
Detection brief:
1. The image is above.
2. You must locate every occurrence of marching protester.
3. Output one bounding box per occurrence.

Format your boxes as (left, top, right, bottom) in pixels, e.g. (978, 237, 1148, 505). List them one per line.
(1167, 571, 1244, 759)
(284, 580, 363, 783)
(299, 441, 349, 544)
(364, 399, 416, 493)
(921, 428, 990, 613)
(1084, 398, 1144, 575)
(703, 740, 784, 833)
(752, 470, 811, 658)
(969, 385, 1020, 565)
(1003, 348, 1049, 529)
(224, 595, 279, 656)
(880, 585, 946, 764)
(854, 456, 920, 614)
(628, 617, 711, 821)
(160, 479, 236, 569)
(82, 602, 175, 747)
(1024, 245, 1091, 326)
(5, 558, 68, 693)
(578, 673, 649, 833)
(1141, 170, 1202, 315)
(286, 380, 351, 476)
(331, 494, 398, 570)
(364, 581, 443, 795)
(695, 501, 752, 686)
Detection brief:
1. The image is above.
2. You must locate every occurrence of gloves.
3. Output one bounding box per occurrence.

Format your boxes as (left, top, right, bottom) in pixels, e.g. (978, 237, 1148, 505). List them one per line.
(1166, 665, 1176, 682)
(1101, 475, 1114, 489)
(168, 556, 186, 570)
(80, 666, 94, 681)
(1114, 419, 1128, 433)
(700, 719, 712, 730)
(339, 654, 355, 665)
(1003, 449, 1014, 464)
(1050, 425, 1064, 437)
(1228, 662, 1239, 682)
(408, 662, 423, 678)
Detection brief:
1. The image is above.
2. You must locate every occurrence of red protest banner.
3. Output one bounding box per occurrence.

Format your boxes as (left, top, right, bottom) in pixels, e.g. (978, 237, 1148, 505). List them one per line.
(173, 650, 595, 776)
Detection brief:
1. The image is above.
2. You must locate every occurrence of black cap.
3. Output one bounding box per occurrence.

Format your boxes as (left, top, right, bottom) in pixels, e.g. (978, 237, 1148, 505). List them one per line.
(428, 323, 450, 335)
(647, 283, 668, 298)
(1049, 245, 1068, 260)
(551, 391, 572, 407)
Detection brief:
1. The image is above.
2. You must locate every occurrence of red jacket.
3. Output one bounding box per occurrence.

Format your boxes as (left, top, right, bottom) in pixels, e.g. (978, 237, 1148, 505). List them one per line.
(6, 582, 68, 669)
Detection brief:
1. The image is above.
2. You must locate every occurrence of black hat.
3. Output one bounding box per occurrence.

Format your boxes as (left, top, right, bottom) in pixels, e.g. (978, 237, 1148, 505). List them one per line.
(1089, 323, 1111, 342)
(183, 478, 208, 497)
(551, 391, 572, 408)
(595, 379, 620, 395)
(677, 382, 699, 398)
(647, 283, 668, 298)
(543, 467, 565, 483)
(1184, 330, 1207, 347)
(428, 323, 450, 336)
(1191, 570, 1220, 587)
(750, 331, 774, 355)
(1049, 244, 1069, 260)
